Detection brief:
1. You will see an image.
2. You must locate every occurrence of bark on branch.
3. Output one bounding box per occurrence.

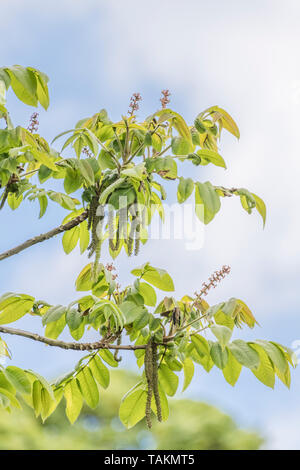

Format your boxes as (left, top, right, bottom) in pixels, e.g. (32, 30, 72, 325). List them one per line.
(0, 325, 146, 351)
(0, 211, 88, 262)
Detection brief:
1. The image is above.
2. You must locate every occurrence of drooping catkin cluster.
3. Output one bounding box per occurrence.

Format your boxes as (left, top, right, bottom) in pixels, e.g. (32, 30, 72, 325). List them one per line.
(125, 202, 141, 257)
(27, 112, 39, 133)
(87, 195, 104, 280)
(144, 339, 162, 428)
(151, 342, 162, 422)
(194, 265, 231, 299)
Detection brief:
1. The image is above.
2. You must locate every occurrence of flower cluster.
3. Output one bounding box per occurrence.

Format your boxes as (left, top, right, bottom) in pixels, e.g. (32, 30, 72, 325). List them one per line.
(128, 92, 142, 116)
(195, 265, 231, 298)
(160, 89, 171, 108)
(27, 112, 39, 133)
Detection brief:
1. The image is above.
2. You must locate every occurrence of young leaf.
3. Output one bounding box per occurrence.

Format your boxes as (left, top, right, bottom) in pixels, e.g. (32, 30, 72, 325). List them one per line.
(62, 226, 80, 254)
(195, 181, 221, 224)
(119, 387, 147, 429)
(210, 342, 228, 369)
(197, 149, 226, 169)
(42, 305, 66, 326)
(249, 343, 275, 389)
(158, 364, 179, 396)
(252, 192, 266, 227)
(131, 264, 175, 292)
(210, 325, 232, 350)
(228, 340, 260, 369)
(64, 379, 83, 424)
(76, 367, 99, 409)
(182, 357, 195, 392)
(177, 177, 194, 203)
(98, 349, 119, 367)
(0, 296, 34, 325)
(89, 355, 110, 389)
(222, 349, 242, 386)
(6, 66, 37, 107)
(254, 340, 288, 375)
(5, 366, 31, 395)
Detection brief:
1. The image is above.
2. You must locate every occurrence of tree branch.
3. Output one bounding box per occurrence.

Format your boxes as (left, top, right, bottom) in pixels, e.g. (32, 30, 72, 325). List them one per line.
(0, 211, 88, 262)
(0, 325, 147, 351)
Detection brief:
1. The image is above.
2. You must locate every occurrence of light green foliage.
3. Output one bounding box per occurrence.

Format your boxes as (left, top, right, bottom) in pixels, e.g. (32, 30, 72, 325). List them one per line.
(0, 370, 263, 450)
(0, 65, 293, 432)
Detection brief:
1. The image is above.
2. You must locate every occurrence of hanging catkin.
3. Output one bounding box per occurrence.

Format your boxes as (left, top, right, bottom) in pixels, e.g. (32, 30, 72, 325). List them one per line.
(152, 342, 162, 422)
(134, 210, 141, 256)
(144, 340, 154, 429)
(108, 205, 115, 252)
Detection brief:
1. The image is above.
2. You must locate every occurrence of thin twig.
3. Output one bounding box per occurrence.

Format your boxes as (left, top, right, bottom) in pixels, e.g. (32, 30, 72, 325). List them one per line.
(0, 326, 147, 351)
(0, 211, 88, 262)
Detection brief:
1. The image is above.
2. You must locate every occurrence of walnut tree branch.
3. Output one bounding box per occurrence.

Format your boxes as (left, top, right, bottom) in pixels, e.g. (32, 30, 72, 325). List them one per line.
(0, 325, 147, 351)
(0, 211, 88, 262)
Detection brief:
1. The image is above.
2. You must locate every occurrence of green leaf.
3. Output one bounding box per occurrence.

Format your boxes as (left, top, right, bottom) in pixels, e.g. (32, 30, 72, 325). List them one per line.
(119, 387, 147, 429)
(66, 308, 82, 331)
(204, 106, 240, 139)
(252, 192, 266, 227)
(171, 136, 193, 155)
(120, 301, 147, 324)
(153, 157, 177, 180)
(32, 380, 42, 417)
(40, 387, 56, 422)
(98, 349, 118, 367)
(89, 355, 110, 389)
(254, 340, 288, 375)
(64, 169, 82, 194)
(64, 379, 83, 424)
(158, 364, 179, 396)
(45, 314, 66, 340)
(35, 71, 49, 110)
(131, 264, 175, 292)
(0, 371, 16, 395)
(195, 181, 221, 224)
(210, 342, 228, 369)
(190, 334, 210, 358)
(0, 295, 34, 325)
(249, 343, 275, 388)
(182, 357, 194, 392)
(62, 226, 80, 254)
(42, 305, 66, 326)
(76, 367, 99, 409)
(32, 149, 57, 171)
(0, 388, 21, 409)
(75, 264, 93, 291)
(210, 325, 232, 350)
(78, 159, 95, 186)
(197, 149, 226, 169)
(177, 177, 194, 203)
(7, 193, 23, 210)
(138, 282, 157, 307)
(5, 366, 31, 395)
(26, 370, 54, 400)
(228, 340, 260, 368)
(38, 194, 48, 218)
(6, 66, 37, 106)
(222, 349, 242, 386)
(121, 163, 147, 180)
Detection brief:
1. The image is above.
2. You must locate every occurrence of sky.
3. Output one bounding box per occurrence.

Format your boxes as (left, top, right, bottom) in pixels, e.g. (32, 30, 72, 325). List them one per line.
(0, 0, 300, 449)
